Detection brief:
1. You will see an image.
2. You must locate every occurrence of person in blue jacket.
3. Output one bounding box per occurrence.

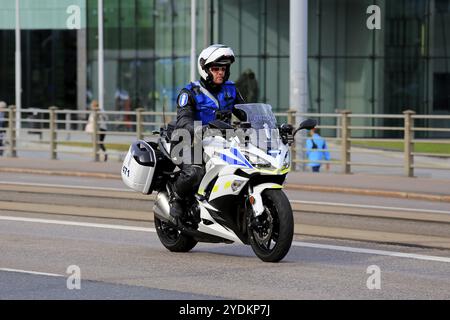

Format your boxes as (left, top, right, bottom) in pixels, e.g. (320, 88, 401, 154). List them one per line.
(306, 127, 330, 172)
(169, 44, 245, 224)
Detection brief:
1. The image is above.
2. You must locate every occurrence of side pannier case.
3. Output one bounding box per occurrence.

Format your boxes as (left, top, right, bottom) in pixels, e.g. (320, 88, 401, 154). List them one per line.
(121, 140, 157, 194)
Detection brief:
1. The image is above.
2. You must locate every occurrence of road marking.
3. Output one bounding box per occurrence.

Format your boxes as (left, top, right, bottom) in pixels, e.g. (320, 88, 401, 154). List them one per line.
(0, 216, 156, 233)
(0, 268, 63, 277)
(292, 241, 450, 263)
(1, 215, 449, 264)
(290, 200, 450, 215)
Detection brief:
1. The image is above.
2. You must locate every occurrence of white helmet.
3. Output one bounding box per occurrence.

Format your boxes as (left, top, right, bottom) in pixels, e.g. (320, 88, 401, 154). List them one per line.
(197, 44, 235, 84)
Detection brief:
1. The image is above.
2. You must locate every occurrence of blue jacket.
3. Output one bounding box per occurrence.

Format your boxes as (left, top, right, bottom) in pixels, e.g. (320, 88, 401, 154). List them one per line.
(306, 133, 330, 167)
(175, 80, 244, 138)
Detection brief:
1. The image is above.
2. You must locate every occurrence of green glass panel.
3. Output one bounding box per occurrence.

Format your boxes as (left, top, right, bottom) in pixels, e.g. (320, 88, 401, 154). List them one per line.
(0, 0, 86, 29)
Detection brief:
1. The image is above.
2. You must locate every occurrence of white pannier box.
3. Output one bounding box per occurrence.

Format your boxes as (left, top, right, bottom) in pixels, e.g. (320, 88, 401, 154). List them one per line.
(121, 140, 157, 194)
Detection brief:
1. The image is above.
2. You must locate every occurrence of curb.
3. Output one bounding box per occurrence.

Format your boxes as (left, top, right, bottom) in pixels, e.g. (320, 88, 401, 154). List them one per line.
(2, 167, 450, 203)
(284, 184, 450, 203)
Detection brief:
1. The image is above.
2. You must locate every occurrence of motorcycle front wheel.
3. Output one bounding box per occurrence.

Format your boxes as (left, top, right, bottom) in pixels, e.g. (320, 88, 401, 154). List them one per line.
(154, 216, 198, 252)
(248, 189, 294, 262)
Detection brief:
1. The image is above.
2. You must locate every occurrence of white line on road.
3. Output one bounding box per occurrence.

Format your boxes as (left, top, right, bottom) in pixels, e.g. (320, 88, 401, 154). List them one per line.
(292, 241, 450, 263)
(290, 200, 450, 215)
(0, 215, 156, 233)
(0, 268, 63, 277)
(1, 215, 449, 264)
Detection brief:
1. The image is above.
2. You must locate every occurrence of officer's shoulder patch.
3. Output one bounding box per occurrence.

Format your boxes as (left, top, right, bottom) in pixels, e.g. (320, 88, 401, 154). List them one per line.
(178, 92, 189, 107)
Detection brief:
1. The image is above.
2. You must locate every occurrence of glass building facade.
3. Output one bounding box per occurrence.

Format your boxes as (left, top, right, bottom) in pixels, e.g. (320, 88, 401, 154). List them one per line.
(0, 0, 449, 122)
(306, 0, 450, 137)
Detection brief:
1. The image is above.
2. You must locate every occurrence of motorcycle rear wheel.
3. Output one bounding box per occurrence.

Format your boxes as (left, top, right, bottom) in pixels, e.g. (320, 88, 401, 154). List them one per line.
(248, 189, 294, 262)
(154, 216, 198, 252)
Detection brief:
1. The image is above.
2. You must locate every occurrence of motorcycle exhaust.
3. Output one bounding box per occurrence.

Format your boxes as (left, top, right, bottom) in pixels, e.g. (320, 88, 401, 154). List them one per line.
(153, 192, 171, 222)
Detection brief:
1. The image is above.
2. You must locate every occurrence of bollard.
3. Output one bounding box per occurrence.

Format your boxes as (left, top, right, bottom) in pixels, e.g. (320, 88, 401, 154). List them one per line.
(162, 96, 169, 124)
(65, 110, 71, 140)
(49, 107, 58, 160)
(340, 110, 352, 174)
(403, 110, 416, 177)
(136, 108, 144, 140)
(8, 106, 17, 157)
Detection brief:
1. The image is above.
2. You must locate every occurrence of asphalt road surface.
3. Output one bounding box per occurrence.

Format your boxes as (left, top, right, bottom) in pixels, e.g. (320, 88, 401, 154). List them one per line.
(0, 211, 449, 299)
(1, 173, 449, 299)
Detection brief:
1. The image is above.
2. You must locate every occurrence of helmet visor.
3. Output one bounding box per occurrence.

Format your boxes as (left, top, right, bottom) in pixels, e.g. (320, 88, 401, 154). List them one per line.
(209, 55, 234, 67)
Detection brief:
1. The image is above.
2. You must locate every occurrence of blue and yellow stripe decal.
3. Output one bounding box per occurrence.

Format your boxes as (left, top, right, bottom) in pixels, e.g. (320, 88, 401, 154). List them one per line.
(220, 148, 253, 169)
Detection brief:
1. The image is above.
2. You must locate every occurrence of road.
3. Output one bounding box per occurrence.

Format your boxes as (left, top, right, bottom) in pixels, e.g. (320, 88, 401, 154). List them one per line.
(1, 173, 449, 299)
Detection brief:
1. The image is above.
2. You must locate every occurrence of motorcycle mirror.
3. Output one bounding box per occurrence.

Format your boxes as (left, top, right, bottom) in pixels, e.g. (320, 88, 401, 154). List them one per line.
(299, 119, 317, 130)
(293, 119, 317, 136)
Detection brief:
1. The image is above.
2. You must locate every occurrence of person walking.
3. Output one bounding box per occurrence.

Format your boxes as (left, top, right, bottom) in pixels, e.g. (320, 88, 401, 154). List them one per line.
(235, 68, 259, 103)
(306, 127, 330, 172)
(85, 100, 108, 161)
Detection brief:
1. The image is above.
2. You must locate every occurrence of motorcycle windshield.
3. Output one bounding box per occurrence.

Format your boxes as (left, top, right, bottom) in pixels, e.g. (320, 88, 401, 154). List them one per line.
(234, 104, 281, 154)
(234, 104, 277, 130)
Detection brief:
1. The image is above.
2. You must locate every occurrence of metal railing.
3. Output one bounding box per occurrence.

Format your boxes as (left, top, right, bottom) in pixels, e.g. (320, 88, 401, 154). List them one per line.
(1, 105, 450, 177)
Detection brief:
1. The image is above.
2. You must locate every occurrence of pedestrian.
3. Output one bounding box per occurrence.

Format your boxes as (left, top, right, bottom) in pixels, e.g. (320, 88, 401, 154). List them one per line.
(27, 110, 43, 140)
(85, 100, 108, 161)
(0, 101, 6, 156)
(306, 127, 330, 172)
(235, 68, 259, 103)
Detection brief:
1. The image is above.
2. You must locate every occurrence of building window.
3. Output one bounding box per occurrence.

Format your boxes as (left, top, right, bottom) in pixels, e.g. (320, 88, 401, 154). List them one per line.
(433, 73, 450, 111)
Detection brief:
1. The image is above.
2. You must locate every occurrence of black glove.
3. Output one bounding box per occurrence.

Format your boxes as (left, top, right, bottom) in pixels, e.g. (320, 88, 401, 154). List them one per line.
(215, 110, 232, 123)
(279, 124, 294, 145)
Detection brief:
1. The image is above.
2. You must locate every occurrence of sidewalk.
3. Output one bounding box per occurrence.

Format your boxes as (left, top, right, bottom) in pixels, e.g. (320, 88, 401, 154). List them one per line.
(2, 157, 450, 202)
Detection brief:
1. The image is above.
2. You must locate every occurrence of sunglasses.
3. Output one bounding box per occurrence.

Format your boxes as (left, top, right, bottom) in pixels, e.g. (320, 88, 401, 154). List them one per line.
(210, 66, 227, 72)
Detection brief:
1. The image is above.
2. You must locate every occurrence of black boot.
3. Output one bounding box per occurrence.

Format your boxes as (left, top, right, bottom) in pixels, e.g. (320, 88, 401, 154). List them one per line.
(169, 194, 185, 227)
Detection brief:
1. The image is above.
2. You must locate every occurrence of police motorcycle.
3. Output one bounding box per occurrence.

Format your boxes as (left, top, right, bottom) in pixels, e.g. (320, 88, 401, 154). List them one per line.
(121, 104, 316, 262)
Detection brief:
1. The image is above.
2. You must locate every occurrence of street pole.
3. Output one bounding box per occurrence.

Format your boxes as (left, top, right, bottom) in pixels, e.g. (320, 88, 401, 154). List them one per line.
(290, 0, 308, 171)
(203, 0, 210, 47)
(15, 0, 22, 137)
(190, 0, 197, 82)
(98, 0, 104, 111)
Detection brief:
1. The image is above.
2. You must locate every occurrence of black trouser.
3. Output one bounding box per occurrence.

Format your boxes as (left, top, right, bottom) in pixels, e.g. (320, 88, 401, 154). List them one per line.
(172, 163, 205, 199)
(99, 129, 106, 152)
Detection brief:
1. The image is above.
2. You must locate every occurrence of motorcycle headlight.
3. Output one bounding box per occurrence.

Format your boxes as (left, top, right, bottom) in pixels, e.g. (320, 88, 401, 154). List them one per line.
(241, 150, 275, 169)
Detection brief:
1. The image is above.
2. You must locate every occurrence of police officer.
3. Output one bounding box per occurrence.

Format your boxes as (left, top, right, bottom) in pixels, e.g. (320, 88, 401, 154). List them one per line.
(170, 44, 245, 224)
